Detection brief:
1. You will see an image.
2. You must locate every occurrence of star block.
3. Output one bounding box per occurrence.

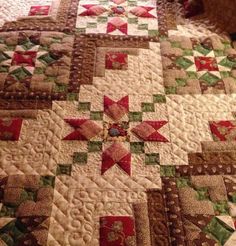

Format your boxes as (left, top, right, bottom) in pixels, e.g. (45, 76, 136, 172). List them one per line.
(0, 119, 23, 141)
(102, 143, 131, 175)
(63, 119, 102, 140)
(104, 96, 129, 122)
(132, 121, 169, 142)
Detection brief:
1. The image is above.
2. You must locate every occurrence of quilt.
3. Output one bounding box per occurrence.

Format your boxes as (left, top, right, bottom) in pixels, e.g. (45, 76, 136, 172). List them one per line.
(0, 0, 236, 245)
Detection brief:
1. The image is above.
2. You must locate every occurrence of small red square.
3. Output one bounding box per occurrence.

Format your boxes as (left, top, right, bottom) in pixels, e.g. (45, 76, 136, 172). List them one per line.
(105, 52, 128, 70)
(28, 5, 50, 16)
(194, 56, 219, 71)
(100, 216, 135, 246)
(11, 51, 37, 67)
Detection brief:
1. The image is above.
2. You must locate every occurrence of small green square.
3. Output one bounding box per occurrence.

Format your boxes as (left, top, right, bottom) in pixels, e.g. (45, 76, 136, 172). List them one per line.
(138, 24, 148, 30)
(153, 94, 166, 103)
(229, 192, 236, 203)
(214, 50, 225, 57)
(88, 141, 102, 152)
(54, 84, 68, 93)
(97, 16, 108, 23)
(0, 66, 9, 73)
(77, 28, 86, 34)
(141, 103, 155, 112)
(34, 67, 45, 74)
(145, 153, 160, 165)
(160, 166, 175, 177)
(171, 41, 181, 48)
(128, 18, 138, 24)
(129, 112, 142, 122)
(67, 93, 78, 101)
(187, 71, 198, 79)
(78, 102, 91, 111)
(73, 152, 88, 164)
(130, 142, 144, 153)
(220, 71, 230, 78)
(176, 177, 191, 188)
(56, 164, 72, 176)
(90, 111, 103, 121)
(213, 201, 229, 215)
(176, 78, 187, 86)
(165, 86, 177, 94)
(195, 187, 209, 200)
(0, 205, 16, 217)
(40, 176, 55, 188)
(148, 30, 159, 37)
(183, 49, 193, 56)
(87, 23, 97, 28)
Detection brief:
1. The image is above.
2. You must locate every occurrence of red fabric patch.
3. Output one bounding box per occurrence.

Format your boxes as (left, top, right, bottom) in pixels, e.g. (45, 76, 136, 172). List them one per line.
(130, 6, 156, 18)
(100, 216, 135, 246)
(102, 143, 131, 175)
(209, 121, 236, 141)
(107, 17, 127, 34)
(79, 4, 107, 16)
(0, 119, 23, 141)
(105, 52, 128, 70)
(11, 51, 37, 67)
(194, 57, 219, 71)
(111, 6, 126, 15)
(104, 95, 129, 122)
(28, 6, 50, 16)
(132, 121, 169, 142)
(63, 119, 102, 140)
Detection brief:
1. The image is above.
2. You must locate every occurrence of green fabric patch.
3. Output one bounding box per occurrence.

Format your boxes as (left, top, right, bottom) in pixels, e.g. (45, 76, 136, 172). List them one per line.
(76, 28, 86, 34)
(97, 16, 108, 23)
(171, 41, 181, 48)
(176, 177, 191, 188)
(87, 23, 97, 28)
(194, 45, 211, 56)
(128, 18, 138, 24)
(0, 205, 16, 217)
(73, 152, 87, 164)
(67, 93, 78, 101)
(0, 66, 9, 73)
(195, 187, 209, 200)
(220, 71, 230, 78)
(214, 50, 225, 57)
(40, 176, 55, 188)
(187, 71, 197, 79)
(10, 67, 32, 81)
(34, 67, 45, 74)
(148, 30, 159, 37)
(219, 57, 236, 69)
(183, 49, 193, 56)
(160, 165, 175, 177)
(176, 78, 187, 86)
(204, 217, 234, 245)
(129, 112, 142, 122)
(56, 164, 72, 176)
(229, 192, 236, 203)
(213, 201, 229, 215)
(54, 84, 68, 93)
(199, 72, 220, 85)
(176, 57, 194, 70)
(165, 86, 177, 94)
(78, 102, 91, 111)
(38, 53, 57, 65)
(141, 103, 155, 112)
(130, 142, 144, 153)
(153, 94, 166, 103)
(138, 24, 148, 30)
(0, 52, 10, 63)
(145, 153, 160, 165)
(90, 111, 103, 121)
(88, 141, 102, 152)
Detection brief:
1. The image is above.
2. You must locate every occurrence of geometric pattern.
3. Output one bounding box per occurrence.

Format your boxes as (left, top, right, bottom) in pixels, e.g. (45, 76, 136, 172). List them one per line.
(0, 118, 23, 140)
(161, 36, 236, 94)
(76, 0, 167, 37)
(28, 6, 51, 16)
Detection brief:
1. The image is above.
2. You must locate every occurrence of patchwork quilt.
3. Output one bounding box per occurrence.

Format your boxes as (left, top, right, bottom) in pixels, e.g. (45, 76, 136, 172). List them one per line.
(0, 0, 236, 245)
